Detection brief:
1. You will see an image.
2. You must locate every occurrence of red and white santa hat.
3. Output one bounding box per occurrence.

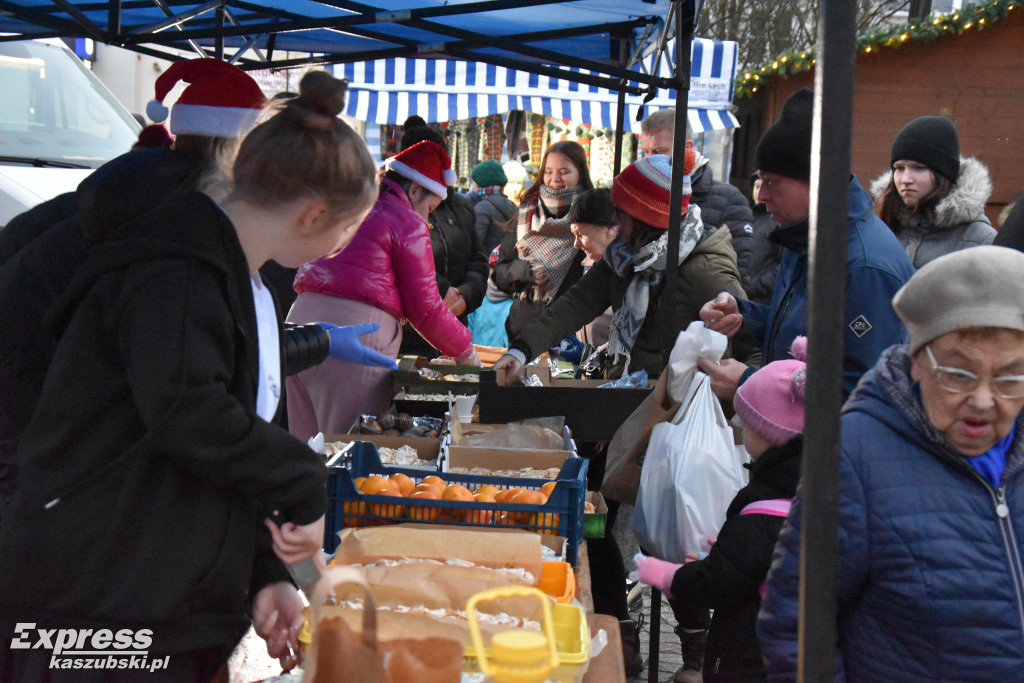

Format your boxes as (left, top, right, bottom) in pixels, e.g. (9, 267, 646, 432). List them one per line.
(146, 58, 267, 137)
(384, 141, 457, 199)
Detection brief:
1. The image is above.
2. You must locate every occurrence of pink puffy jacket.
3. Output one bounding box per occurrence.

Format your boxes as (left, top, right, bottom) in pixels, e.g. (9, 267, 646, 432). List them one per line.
(293, 177, 472, 357)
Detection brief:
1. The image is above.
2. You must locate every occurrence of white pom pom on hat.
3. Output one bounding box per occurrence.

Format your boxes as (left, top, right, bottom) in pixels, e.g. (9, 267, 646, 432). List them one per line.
(147, 58, 266, 137)
(146, 99, 170, 124)
(384, 141, 457, 200)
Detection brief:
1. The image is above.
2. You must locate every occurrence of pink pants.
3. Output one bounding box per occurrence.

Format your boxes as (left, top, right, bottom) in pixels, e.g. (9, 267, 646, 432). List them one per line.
(286, 293, 402, 443)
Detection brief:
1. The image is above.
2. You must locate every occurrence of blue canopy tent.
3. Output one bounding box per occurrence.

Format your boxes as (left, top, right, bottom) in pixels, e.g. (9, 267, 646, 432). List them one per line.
(0, 0, 678, 98)
(338, 37, 738, 133)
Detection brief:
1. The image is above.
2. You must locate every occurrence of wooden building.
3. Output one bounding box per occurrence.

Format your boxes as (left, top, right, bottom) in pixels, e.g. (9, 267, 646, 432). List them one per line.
(731, 5, 1024, 225)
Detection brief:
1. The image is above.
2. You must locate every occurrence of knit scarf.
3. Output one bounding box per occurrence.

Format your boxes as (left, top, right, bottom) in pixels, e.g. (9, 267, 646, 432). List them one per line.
(515, 184, 583, 302)
(605, 205, 704, 375)
(475, 186, 505, 196)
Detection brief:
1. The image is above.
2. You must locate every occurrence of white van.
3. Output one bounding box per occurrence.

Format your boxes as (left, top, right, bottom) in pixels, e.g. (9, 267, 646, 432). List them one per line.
(0, 39, 141, 226)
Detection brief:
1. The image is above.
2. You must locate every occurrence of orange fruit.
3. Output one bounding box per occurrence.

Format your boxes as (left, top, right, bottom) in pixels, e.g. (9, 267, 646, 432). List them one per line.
(475, 484, 500, 498)
(495, 487, 523, 504)
(354, 477, 368, 492)
(508, 489, 545, 506)
(468, 492, 496, 525)
(343, 500, 367, 527)
(442, 483, 474, 502)
(418, 475, 447, 496)
(390, 473, 415, 496)
(409, 489, 442, 521)
(508, 489, 546, 524)
(369, 489, 404, 525)
(361, 475, 400, 496)
(539, 481, 557, 498)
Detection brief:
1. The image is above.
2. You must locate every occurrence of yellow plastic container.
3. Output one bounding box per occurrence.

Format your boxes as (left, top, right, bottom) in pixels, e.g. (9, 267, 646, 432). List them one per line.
(465, 587, 591, 683)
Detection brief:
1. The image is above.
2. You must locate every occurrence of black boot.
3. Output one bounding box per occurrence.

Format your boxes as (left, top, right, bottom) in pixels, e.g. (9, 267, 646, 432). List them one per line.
(673, 625, 706, 683)
(619, 616, 644, 678)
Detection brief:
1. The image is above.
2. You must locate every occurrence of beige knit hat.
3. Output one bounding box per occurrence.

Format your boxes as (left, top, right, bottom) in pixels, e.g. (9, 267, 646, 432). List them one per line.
(892, 245, 1024, 354)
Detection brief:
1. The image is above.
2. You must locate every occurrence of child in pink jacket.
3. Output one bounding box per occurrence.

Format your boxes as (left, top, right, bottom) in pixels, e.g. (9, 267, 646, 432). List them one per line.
(287, 141, 479, 440)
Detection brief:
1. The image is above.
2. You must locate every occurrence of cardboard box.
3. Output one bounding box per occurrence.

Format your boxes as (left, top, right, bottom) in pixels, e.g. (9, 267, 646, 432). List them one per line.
(441, 418, 576, 473)
(324, 432, 440, 466)
(332, 523, 548, 579)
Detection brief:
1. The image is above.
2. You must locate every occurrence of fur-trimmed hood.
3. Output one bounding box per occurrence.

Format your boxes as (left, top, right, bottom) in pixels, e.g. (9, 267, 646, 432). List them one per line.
(871, 156, 992, 230)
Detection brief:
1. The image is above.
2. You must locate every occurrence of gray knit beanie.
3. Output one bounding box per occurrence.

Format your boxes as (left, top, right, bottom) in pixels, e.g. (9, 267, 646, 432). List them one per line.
(892, 245, 1024, 354)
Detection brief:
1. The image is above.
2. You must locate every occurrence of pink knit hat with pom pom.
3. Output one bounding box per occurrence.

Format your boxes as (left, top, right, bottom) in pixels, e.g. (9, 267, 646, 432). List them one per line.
(734, 336, 808, 446)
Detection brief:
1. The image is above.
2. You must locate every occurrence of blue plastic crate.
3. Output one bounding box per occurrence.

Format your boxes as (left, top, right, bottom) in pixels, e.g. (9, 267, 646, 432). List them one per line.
(325, 441, 588, 566)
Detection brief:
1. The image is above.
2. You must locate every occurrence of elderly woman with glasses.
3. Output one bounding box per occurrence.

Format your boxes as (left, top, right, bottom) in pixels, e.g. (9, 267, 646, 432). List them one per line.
(758, 245, 1024, 681)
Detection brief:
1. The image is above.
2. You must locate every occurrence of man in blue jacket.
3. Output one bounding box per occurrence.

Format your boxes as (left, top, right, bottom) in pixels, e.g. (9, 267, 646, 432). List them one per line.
(699, 88, 915, 399)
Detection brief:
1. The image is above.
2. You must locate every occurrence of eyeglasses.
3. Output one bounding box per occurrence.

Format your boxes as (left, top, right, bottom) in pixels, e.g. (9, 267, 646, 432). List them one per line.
(924, 345, 1024, 399)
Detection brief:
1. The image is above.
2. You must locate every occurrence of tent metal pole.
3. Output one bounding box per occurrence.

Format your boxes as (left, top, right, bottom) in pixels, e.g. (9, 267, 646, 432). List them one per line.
(613, 86, 626, 177)
(108, 0, 122, 42)
(215, 4, 225, 60)
(613, 35, 629, 178)
(661, 0, 694, 369)
(798, 0, 857, 679)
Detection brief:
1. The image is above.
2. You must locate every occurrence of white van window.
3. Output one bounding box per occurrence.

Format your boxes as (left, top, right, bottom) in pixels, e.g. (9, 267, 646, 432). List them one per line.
(0, 41, 138, 169)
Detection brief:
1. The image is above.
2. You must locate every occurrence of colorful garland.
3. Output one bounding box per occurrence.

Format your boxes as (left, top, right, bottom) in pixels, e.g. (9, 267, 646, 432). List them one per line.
(734, 0, 1018, 99)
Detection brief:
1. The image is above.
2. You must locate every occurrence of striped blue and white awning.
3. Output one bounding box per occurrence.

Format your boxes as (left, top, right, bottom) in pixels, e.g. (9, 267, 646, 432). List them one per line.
(339, 38, 739, 133)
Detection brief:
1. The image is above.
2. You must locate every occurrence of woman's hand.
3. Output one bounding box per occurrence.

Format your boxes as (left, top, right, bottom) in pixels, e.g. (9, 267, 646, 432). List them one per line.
(700, 292, 744, 337)
(252, 581, 305, 671)
(264, 515, 325, 565)
(444, 288, 467, 317)
(492, 353, 523, 384)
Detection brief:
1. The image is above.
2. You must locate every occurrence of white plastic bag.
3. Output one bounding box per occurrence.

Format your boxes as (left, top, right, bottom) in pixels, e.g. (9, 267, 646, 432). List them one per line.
(632, 372, 747, 562)
(667, 321, 728, 404)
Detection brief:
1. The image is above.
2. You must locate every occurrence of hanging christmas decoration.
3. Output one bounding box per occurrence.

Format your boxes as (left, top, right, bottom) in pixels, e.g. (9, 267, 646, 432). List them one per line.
(735, 0, 1017, 98)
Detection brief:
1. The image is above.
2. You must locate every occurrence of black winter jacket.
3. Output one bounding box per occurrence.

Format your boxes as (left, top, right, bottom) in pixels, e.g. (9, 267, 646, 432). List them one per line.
(0, 149, 330, 520)
(689, 162, 756, 294)
(0, 191, 76, 266)
(399, 188, 488, 356)
(0, 193, 327, 658)
(744, 205, 782, 305)
(670, 437, 802, 682)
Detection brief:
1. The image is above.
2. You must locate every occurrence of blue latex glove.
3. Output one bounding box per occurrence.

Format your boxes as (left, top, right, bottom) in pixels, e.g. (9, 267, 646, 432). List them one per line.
(317, 322, 398, 369)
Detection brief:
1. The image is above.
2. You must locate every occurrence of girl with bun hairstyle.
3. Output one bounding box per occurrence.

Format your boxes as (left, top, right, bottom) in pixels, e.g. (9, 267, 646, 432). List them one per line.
(0, 70, 377, 679)
(872, 115, 996, 268)
(287, 139, 479, 442)
(635, 338, 808, 682)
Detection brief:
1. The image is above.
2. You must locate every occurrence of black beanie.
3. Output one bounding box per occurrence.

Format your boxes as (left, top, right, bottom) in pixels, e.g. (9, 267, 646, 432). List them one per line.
(890, 115, 960, 182)
(755, 88, 814, 181)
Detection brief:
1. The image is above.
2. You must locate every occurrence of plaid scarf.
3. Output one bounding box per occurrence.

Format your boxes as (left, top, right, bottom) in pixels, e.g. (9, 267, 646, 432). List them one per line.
(515, 184, 583, 302)
(475, 186, 504, 196)
(605, 205, 704, 375)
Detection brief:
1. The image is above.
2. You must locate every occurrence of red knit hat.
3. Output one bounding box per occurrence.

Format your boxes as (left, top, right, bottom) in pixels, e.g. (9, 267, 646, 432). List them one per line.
(734, 336, 808, 446)
(146, 58, 266, 137)
(384, 141, 457, 200)
(611, 154, 690, 229)
(135, 123, 173, 149)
